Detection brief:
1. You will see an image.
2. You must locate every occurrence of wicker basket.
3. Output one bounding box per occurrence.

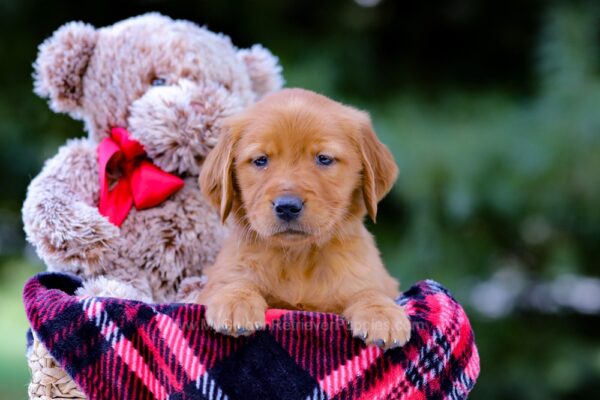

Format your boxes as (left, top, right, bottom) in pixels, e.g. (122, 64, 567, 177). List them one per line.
(27, 333, 85, 400)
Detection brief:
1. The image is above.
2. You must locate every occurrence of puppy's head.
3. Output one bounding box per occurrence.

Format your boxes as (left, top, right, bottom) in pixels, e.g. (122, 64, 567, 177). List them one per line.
(200, 88, 398, 245)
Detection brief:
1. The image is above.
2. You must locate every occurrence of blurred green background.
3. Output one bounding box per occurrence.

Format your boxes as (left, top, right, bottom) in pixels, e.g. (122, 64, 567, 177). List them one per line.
(1, 0, 599, 398)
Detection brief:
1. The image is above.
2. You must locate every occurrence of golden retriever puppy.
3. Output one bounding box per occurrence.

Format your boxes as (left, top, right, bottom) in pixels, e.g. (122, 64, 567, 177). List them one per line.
(197, 88, 411, 350)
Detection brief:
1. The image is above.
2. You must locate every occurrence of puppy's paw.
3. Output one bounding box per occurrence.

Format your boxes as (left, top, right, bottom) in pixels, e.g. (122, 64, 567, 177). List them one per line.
(204, 295, 267, 337)
(345, 302, 411, 351)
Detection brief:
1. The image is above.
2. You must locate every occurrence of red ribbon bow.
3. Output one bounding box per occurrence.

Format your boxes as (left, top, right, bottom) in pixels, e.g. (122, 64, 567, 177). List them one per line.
(98, 127, 184, 226)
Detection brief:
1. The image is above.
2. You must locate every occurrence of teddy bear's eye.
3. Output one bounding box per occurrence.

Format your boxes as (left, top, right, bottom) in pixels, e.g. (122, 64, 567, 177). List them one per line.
(151, 77, 167, 86)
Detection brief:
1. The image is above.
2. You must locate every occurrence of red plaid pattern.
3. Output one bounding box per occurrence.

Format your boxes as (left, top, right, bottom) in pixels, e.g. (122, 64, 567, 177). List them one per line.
(24, 273, 479, 399)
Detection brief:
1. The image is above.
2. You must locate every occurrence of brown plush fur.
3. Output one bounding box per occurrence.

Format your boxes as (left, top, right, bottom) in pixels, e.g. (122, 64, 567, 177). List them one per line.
(198, 89, 411, 350)
(22, 14, 283, 302)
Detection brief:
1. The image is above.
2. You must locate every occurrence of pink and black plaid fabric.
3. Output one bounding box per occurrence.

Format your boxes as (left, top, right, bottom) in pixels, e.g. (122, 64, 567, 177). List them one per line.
(24, 272, 479, 400)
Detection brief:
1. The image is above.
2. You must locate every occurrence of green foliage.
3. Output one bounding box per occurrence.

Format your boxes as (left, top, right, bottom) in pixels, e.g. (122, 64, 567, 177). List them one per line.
(0, 1, 598, 399)
(0, 259, 43, 399)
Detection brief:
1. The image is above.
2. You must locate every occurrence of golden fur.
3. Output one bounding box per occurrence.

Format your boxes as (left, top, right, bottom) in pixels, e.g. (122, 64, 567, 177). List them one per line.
(197, 88, 411, 349)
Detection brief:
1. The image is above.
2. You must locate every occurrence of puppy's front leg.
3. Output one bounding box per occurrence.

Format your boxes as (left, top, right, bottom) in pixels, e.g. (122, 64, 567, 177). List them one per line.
(198, 282, 267, 337)
(343, 290, 411, 350)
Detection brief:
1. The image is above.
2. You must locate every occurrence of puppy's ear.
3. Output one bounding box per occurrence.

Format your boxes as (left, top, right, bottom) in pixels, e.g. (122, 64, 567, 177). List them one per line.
(199, 129, 236, 223)
(356, 112, 399, 223)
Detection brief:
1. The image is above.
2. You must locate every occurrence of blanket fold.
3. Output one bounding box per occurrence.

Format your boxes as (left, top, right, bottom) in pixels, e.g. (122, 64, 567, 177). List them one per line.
(23, 272, 479, 400)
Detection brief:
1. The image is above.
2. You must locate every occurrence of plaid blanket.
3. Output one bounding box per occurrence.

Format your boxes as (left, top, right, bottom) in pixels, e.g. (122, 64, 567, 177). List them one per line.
(23, 272, 479, 400)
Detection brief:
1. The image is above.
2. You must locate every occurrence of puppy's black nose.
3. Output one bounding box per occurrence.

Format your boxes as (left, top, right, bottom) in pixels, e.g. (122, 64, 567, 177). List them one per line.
(273, 196, 304, 222)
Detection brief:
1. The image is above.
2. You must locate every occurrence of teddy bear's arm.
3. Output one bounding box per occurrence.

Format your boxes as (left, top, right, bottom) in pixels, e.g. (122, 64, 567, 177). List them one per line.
(22, 138, 119, 272)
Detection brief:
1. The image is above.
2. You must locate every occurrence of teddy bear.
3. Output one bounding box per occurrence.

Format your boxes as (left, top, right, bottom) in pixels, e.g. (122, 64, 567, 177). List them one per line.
(22, 13, 284, 303)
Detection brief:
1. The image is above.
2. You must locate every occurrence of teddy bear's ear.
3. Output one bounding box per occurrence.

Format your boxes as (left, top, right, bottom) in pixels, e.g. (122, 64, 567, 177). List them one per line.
(33, 22, 98, 114)
(237, 44, 284, 100)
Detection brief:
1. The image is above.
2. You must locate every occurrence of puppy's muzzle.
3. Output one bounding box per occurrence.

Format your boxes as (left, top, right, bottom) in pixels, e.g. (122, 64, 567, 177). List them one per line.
(273, 196, 304, 222)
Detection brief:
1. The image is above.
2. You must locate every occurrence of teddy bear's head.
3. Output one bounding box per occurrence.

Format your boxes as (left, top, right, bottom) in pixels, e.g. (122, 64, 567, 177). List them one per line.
(33, 13, 283, 176)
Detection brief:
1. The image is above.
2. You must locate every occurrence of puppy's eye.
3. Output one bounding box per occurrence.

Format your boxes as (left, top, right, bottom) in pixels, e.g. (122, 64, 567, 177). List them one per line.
(252, 155, 269, 168)
(316, 154, 335, 166)
(151, 77, 167, 86)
